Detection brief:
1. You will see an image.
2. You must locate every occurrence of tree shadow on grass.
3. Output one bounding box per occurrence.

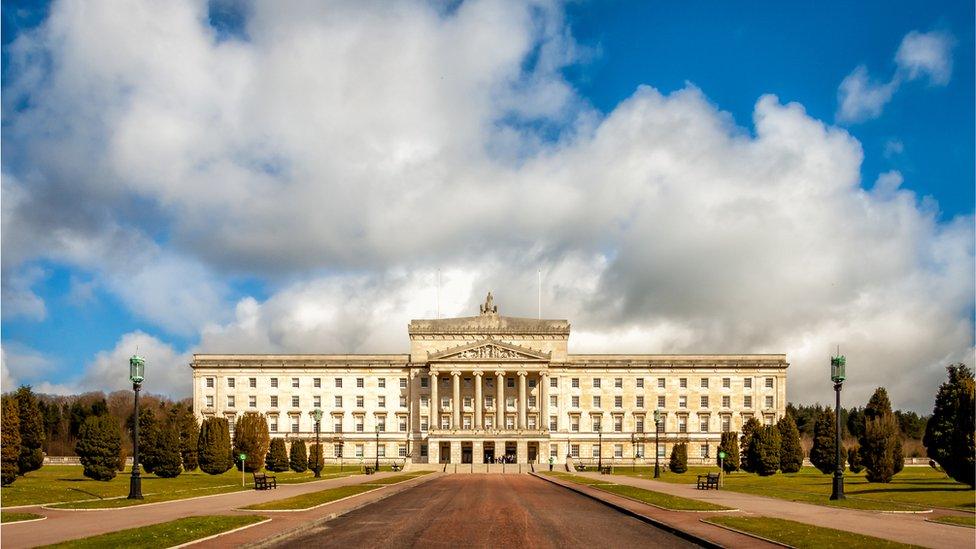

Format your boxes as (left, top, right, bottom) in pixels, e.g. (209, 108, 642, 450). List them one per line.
(853, 486, 974, 495)
(66, 487, 108, 499)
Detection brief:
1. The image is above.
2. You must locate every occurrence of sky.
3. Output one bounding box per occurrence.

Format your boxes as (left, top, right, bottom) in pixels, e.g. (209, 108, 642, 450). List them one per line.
(1, 0, 973, 413)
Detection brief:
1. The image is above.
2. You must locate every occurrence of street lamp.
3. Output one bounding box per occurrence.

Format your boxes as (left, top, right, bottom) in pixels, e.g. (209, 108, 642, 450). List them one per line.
(127, 355, 145, 500)
(653, 408, 662, 478)
(596, 423, 602, 470)
(375, 426, 381, 471)
(310, 408, 323, 478)
(830, 353, 846, 500)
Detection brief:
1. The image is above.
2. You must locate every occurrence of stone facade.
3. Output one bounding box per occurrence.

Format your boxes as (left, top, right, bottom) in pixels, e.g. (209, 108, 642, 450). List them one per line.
(191, 294, 788, 465)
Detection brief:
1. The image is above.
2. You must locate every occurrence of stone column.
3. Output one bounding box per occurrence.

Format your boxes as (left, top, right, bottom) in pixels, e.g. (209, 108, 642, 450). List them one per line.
(517, 371, 527, 429)
(495, 371, 505, 428)
(474, 372, 484, 429)
(451, 371, 461, 429)
(539, 371, 548, 431)
(429, 371, 439, 430)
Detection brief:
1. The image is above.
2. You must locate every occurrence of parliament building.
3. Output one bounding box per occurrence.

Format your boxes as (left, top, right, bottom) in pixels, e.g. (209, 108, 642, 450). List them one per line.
(191, 293, 788, 466)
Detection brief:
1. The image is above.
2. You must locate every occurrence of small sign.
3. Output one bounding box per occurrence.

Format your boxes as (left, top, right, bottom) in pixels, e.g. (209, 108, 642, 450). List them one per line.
(719, 451, 726, 459)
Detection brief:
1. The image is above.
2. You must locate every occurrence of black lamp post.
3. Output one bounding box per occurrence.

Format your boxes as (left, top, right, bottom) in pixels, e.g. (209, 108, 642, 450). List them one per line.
(653, 408, 662, 478)
(311, 408, 323, 477)
(596, 423, 602, 470)
(375, 427, 381, 471)
(830, 353, 846, 500)
(127, 355, 145, 500)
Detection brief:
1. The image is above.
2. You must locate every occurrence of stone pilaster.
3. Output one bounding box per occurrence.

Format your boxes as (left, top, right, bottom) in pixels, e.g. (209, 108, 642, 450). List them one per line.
(474, 372, 484, 429)
(517, 371, 527, 429)
(451, 371, 461, 429)
(495, 371, 505, 428)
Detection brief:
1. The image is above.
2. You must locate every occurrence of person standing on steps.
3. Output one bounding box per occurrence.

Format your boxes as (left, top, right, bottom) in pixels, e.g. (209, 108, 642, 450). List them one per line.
(548, 455, 554, 471)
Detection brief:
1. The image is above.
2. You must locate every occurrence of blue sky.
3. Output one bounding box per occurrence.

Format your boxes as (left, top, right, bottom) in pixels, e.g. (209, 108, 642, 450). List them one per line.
(1, 0, 973, 411)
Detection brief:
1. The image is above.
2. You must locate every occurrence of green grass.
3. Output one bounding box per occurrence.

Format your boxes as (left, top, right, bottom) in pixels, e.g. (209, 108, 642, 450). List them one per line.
(541, 471, 731, 511)
(243, 471, 430, 510)
(705, 516, 921, 548)
(1, 511, 44, 523)
(929, 515, 976, 528)
(0, 465, 353, 508)
(614, 466, 974, 511)
(38, 515, 266, 549)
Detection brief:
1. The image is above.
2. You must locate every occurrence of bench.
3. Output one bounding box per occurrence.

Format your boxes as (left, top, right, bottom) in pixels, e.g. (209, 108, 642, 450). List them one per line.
(253, 472, 277, 490)
(599, 465, 613, 475)
(364, 465, 376, 475)
(697, 472, 720, 490)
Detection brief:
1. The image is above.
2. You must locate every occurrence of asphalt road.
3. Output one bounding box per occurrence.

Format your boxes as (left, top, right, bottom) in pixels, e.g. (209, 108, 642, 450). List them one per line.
(273, 474, 700, 548)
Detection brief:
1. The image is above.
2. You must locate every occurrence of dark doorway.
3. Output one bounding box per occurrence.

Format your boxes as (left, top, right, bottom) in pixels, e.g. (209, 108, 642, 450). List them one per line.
(483, 442, 495, 463)
(461, 442, 473, 464)
(527, 442, 538, 462)
(505, 441, 517, 462)
(439, 442, 451, 463)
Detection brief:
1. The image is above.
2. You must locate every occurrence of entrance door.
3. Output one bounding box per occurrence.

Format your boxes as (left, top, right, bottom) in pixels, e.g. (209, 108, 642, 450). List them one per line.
(439, 442, 451, 463)
(505, 441, 517, 462)
(461, 442, 473, 464)
(483, 442, 495, 463)
(527, 442, 538, 462)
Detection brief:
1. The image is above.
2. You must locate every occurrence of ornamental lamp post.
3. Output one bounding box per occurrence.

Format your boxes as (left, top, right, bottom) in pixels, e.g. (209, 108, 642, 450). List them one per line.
(596, 423, 602, 470)
(375, 427, 381, 471)
(127, 355, 146, 500)
(830, 353, 846, 500)
(653, 408, 662, 478)
(310, 408, 324, 478)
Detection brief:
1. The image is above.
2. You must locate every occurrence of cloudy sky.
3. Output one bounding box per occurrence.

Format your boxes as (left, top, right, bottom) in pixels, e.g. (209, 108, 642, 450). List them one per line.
(2, 0, 973, 412)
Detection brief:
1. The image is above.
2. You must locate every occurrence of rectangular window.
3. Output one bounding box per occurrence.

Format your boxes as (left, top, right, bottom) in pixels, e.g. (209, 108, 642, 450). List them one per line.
(722, 395, 731, 408)
(636, 442, 645, 458)
(270, 395, 278, 408)
(528, 378, 536, 388)
(505, 416, 515, 429)
(550, 377, 558, 388)
(443, 415, 452, 429)
(657, 395, 666, 408)
(657, 377, 665, 389)
(765, 395, 774, 408)
(420, 416, 429, 431)
(335, 377, 343, 388)
(658, 444, 667, 458)
(378, 396, 386, 408)
(701, 378, 709, 388)
(636, 418, 644, 433)
(269, 419, 277, 432)
(549, 415, 558, 430)
(744, 395, 753, 408)
(679, 395, 687, 408)
(572, 395, 580, 408)
(378, 378, 386, 388)
(291, 420, 299, 433)
(527, 416, 536, 429)
(636, 378, 644, 388)
(355, 444, 364, 458)
(463, 396, 472, 407)
(420, 444, 428, 457)
(528, 396, 536, 408)
(335, 396, 343, 408)
(744, 378, 752, 389)
(399, 417, 407, 432)
(614, 444, 623, 458)
(357, 378, 364, 388)
(205, 395, 214, 407)
(485, 416, 493, 429)
(765, 377, 774, 389)
(291, 395, 300, 407)
(334, 445, 343, 458)
(356, 418, 364, 432)
(636, 396, 644, 408)
(571, 378, 580, 388)
(227, 396, 235, 408)
(507, 377, 515, 388)
(614, 378, 623, 388)
(722, 377, 731, 389)
(420, 377, 428, 388)
(421, 396, 429, 407)
(591, 444, 600, 458)
(506, 396, 516, 409)
(593, 378, 601, 388)
(227, 377, 235, 388)
(613, 416, 622, 432)
(592, 416, 602, 432)
(398, 444, 407, 458)
(678, 416, 687, 433)
(571, 444, 580, 458)
(313, 395, 321, 408)
(485, 396, 493, 407)
(614, 395, 623, 408)
(593, 396, 601, 408)
(378, 418, 386, 431)
(444, 397, 453, 409)
(701, 444, 710, 458)
(700, 416, 709, 432)
(400, 377, 408, 389)
(722, 416, 731, 432)
(313, 377, 321, 388)
(463, 416, 472, 429)
(550, 395, 558, 408)
(249, 377, 257, 388)
(700, 396, 709, 408)
(206, 377, 214, 388)
(270, 377, 278, 388)
(357, 396, 365, 408)
(249, 395, 257, 408)
(551, 446, 558, 458)
(292, 377, 299, 388)
(399, 395, 407, 408)
(571, 416, 580, 432)
(679, 378, 687, 388)
(334, 419, 342, 432)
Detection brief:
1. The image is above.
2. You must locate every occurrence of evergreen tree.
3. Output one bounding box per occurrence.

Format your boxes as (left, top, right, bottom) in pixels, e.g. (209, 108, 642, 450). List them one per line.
(777, 414, 803, 473)
(923, 364, 975, 487)
(846, 407, 866, 440)
(668, 442, 687, 473)
(308, 443, 324, 474)
(137, 408, 161, 474)
(2, 396, 22, 486)
(717, 431, 740, 472)
(233, 412, 271, 472)
(810, 409, 846, 474)
(171, 405, 199, 471)
(15, 386, 46, 475)
(750, 425, 781, 476)
(75, 415, 122, 481)
(739, 417, 761, 473)
(197, 417, 233, 475)
(290, 440, 309, 473)
(859, 387, 901, 483)
(848, 444, 864, 473)
(153, 417, 183, 478)
(266, 438, 290, 472)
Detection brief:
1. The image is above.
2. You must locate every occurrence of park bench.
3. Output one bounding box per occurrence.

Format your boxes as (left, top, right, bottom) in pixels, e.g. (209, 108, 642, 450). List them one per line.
(599, 465, 613, 475)
(253, 472, 277, 490)
(364, 465, 376, 475)
(696, 472, 720, 490)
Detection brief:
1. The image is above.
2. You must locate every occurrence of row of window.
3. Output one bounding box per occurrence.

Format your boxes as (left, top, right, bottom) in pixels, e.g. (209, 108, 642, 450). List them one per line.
(207, 376, 411, 389)
(208, 394, 411, 409)
(562, 442, 712, 459)
(205, 375, 778, 390)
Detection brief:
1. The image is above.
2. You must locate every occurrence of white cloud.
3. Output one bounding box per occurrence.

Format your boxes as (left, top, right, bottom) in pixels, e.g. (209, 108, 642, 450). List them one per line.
(837, 66, 899, 123)
(77, 331, 191, 396)
(896, 30, 954, 85)
(0, 265, 48, 321)
(1, 2, 972, 410)
(883, 138, 904, 158)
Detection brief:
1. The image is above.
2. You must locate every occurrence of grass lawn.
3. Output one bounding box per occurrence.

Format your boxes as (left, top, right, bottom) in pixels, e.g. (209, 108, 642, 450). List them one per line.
(929, 515, 976, 528)
(541, 471, 731, 511)
(243, 471, 430, 510)
(705, 516, 921, 549)
(38, 515, 266, 549)
(1, 511, 44, 523)
(614, 466, 974, 511)
(0, 465, 354, 508)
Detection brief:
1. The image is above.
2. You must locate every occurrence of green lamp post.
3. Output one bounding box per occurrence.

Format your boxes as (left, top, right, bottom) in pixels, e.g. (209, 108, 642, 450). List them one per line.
(127, 355, 145, 500)
(310, 408, 324, 477)
(830, 353, 846, 500)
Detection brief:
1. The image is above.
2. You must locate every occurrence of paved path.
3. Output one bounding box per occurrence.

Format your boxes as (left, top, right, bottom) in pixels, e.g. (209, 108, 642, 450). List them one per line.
(272, 474, 699, 548)
(575, 472, 975, 549)
(0, 472, 427, 548)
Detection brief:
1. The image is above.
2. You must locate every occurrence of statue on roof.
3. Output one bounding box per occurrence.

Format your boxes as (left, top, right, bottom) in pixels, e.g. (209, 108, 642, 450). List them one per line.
(479, 291, 498, 315)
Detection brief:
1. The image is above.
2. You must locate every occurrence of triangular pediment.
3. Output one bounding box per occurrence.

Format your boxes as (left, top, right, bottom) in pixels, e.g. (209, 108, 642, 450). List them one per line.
(428, 339, 550, 362)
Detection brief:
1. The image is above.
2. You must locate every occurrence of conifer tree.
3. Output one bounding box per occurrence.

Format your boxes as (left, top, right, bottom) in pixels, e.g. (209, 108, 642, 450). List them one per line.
(15, 386, 45, 475)
(750, 424, 781, 476)
(668, 442, 687, 473)
(847, 444, 864, 473)
(266, 438, 290, 472)
(153, 417, 183, 478)
(2, 396, 22, 486)
(307, 443, 324, 474)
(76, 415, 122, 481)
(810, 409, 846, 474)
(197, 417, 233, 475)
(171, 405, 199, 471)
(717, 431, 740, 472)
(233, 412, 271, 472)
(289, 440, 308, 473)
(137, 408, 161, 474)
(777, 414, 803, 473)
(739, 417, 761, 473)
(859, 387, 901, 483)
(923, 364, 975, 487)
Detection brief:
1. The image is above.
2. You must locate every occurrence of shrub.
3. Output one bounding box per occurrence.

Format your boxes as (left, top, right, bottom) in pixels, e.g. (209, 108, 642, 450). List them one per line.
(308, 443, 324, 474)
(76, 415, 122, 481)
(15, 386, 45, 475)
(750, 425, 781, 476)
(859, 387, 901, 483)
(2, 396, 22, 486)
(153, 418, 183, 478)
(810, 409, 846, 474)
(233, 412, 271, 473)
(197, 417, 233, 475)
(739, 417, 761, 473)
(290, 440, 308, 473)
(923, 364, 974, 487)
(266, 439, 290, 472)
(669, 442, 687, 474)
(717, 432, 740, 472)
(848, 444, 864, 473)
(777, 414, 803, 473)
